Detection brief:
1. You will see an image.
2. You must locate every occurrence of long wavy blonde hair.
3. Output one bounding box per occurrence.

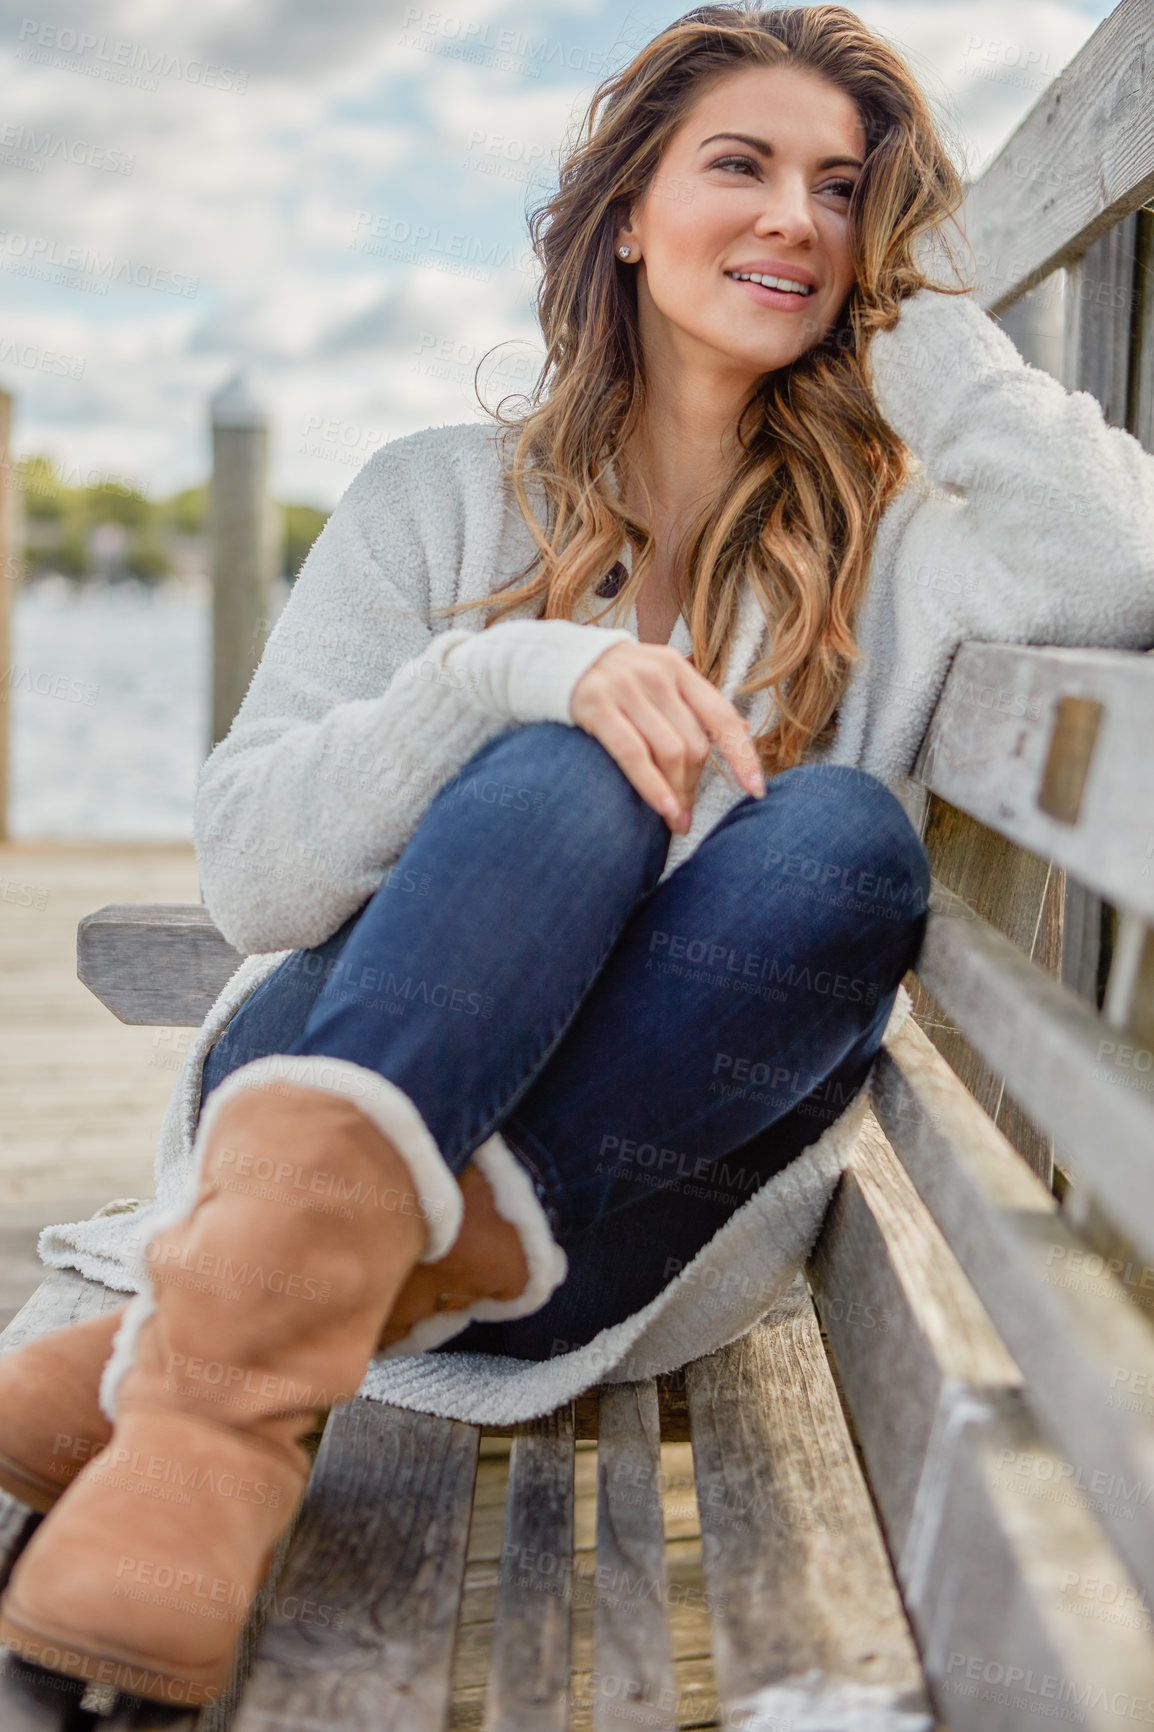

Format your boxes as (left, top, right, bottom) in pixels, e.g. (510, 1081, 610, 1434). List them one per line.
(440, 3, 975, 773)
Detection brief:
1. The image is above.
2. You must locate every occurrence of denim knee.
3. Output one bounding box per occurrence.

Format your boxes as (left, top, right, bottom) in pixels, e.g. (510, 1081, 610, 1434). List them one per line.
(768, 764, 926, 883)
(781, 763, 929, 961)
(447, 721, 670, 882)
(714, 761, 929, 964)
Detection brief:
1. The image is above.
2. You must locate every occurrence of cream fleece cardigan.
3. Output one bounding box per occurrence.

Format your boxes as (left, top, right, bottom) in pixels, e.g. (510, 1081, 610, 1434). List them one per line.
(41, 285, 1154, 1425)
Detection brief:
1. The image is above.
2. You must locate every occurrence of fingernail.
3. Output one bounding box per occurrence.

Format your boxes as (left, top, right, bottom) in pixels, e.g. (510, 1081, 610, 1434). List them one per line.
(662, 799, 681, 826)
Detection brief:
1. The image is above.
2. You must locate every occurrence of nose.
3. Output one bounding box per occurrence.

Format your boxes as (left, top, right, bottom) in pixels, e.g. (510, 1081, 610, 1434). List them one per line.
(752, 171, 819, 248)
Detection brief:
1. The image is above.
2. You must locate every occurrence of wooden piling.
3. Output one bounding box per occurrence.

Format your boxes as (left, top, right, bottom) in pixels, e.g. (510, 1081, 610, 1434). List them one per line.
(0, 389, 13, 841)
(209, 373, 280, 751)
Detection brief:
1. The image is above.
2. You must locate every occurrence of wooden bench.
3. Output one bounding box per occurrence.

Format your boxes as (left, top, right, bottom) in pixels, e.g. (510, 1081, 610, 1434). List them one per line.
(3, 4, 1154, 1722)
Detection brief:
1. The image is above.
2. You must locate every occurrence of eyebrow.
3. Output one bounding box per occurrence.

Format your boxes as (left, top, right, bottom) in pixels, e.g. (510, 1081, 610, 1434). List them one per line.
(697, 131, 864, 170)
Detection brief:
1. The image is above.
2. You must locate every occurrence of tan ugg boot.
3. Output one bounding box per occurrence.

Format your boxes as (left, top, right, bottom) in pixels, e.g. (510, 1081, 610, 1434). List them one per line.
(0, 1055, 464, 1708)
(0, 1305, 124, 1511)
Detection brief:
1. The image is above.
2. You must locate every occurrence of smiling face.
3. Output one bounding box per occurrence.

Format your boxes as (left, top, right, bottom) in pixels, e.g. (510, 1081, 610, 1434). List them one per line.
(616, 61, 867, 395)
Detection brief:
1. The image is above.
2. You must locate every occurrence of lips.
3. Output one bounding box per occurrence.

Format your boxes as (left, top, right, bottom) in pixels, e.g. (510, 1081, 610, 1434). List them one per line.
(725, 260, 818, 290)
(724, 274, 816, 310)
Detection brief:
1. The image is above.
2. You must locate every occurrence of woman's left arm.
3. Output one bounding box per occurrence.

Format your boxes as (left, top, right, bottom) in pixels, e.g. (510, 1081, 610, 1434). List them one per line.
(865, 284, 1154, 646)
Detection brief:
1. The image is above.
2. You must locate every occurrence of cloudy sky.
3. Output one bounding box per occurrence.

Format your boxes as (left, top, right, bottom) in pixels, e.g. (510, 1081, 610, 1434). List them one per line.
(0, 0, 1114, 509)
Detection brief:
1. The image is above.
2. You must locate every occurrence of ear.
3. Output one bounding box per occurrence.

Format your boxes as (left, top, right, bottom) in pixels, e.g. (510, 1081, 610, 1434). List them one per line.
(611, 197, 638, 256)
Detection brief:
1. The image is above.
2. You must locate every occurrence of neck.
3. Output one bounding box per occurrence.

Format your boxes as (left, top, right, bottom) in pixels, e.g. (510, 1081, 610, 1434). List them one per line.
(622, 384, 754, 538)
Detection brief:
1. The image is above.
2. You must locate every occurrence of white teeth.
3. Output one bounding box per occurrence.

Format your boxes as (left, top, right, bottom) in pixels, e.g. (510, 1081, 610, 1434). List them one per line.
(727, 271, 813, 295)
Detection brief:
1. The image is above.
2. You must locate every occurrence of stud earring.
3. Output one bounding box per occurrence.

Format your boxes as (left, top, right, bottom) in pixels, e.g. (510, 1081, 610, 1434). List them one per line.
(618, 245, 631, 258)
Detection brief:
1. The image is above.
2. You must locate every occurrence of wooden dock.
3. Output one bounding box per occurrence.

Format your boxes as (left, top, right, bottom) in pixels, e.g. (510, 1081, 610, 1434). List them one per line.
(0, 839, 200, 1330)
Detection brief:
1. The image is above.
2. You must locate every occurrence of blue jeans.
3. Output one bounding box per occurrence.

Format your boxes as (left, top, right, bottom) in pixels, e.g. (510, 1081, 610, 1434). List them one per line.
(197, 723, 930, 1359)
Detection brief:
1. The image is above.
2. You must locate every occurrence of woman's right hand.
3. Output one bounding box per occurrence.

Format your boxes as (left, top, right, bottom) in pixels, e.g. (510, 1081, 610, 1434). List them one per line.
(569, 641, 765, 833)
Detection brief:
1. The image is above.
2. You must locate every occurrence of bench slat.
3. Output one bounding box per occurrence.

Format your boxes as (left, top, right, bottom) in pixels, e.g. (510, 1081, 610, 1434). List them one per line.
(77, 905, 243, 1026)
(915, 791, 1061, 1182)
(929, 1396, 1154, 1731)
(810, 1120, 1154, 1724)
(686, 1277, 931, 1730)
(875, 1019, 1154, 1611)
(809, 1118, 1020, 1558)
(916, 882, 1154, 1261)
(0, 1268, 124, 1358)
(593, 1381, 675, 1731)
(483, 1405, 575, 1732)
(914, 644, 1154, 919)
(232, 1397, 479, 1731)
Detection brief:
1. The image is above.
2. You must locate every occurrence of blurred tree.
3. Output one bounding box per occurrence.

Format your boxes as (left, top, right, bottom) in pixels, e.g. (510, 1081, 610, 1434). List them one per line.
(160, 486, 208, 535)
(85, 481, 149, 528)
(18, 456, 64, 519)
(283, 503, 328, 580)
(16, 455, 329, 584)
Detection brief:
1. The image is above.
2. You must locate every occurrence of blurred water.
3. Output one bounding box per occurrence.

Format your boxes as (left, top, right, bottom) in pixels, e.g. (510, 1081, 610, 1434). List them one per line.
(9, 576, 214, 839)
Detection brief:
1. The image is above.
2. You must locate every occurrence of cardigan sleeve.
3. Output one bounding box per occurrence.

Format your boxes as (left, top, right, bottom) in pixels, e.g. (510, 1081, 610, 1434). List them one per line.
(193, 435, 633, 957)
(864, 285, 1154, 647)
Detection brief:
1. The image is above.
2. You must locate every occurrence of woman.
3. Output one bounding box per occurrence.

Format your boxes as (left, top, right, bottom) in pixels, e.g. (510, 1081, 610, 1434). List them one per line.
(3, 1, 1154, 1707)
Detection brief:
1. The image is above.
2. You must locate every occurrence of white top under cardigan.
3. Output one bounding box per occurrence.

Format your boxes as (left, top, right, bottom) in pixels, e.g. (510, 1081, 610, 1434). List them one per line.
(40, 285, 1154, 1425)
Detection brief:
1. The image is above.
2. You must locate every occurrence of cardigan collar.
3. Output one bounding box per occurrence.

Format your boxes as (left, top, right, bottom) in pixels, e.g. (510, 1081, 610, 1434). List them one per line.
(584, 534, 769, 705)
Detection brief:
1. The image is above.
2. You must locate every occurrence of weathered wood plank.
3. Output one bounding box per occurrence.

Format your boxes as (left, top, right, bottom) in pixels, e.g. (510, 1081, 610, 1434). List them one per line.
(912, 793, 1060, 1181)
(594, 1382, 675, 1731)
(875, 1017, 1154, 1610)
(0, 1268, 124, 1358)
(913, 644, 1154, 924)
(232, 1396, 479, 1731)
(810, 1116, 1154, 1728)
(685, 1276, 931, 1730)
(915, 881, 1154, 1261)
(77, 905, 243, 1027)
(960, 0, 1154, 311)
(1060, 212, 1142, 428)
(809, 1117, 1020, 1560)
(482, 1405, 575, 1732)
(1133, 205, 1154, 455)
(926, 1395, 1154, 1732)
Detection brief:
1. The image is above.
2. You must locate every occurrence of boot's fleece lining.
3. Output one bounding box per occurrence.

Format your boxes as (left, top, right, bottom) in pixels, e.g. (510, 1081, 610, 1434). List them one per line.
(378, 1132, 569, 1358)
(97, 1058, 568, 1415)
